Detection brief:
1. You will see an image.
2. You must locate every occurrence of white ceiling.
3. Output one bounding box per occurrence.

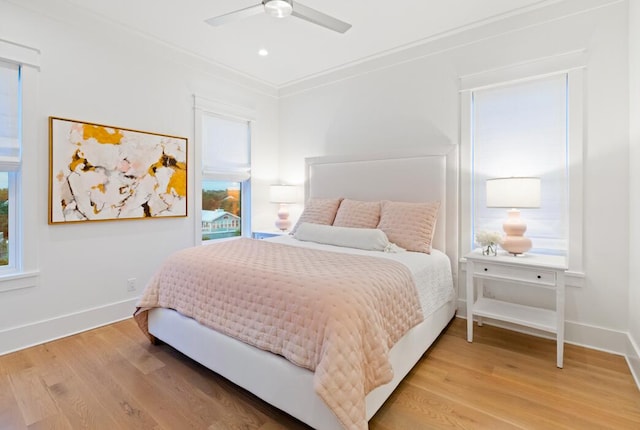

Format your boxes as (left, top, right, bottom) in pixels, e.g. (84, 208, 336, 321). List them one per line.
(64, 0, 553, 88)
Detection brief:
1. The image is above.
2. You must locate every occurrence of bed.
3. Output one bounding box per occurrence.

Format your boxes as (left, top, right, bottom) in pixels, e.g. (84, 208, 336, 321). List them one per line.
(135, 152, 458, 430)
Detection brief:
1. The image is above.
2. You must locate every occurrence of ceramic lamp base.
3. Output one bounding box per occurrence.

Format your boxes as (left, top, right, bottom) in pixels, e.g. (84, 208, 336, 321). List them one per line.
(500, 236, 532, 255)
(500, 208, 532, 255)
(274, 204, 291, 232)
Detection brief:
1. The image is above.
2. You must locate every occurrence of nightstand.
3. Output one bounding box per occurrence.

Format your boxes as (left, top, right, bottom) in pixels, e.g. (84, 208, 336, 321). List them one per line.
(251, 230, 288, 239)
(465, 249, 567, 368)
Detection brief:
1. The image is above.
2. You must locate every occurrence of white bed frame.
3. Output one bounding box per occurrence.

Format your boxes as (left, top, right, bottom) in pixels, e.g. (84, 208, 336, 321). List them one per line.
(148, 151, 459, 429)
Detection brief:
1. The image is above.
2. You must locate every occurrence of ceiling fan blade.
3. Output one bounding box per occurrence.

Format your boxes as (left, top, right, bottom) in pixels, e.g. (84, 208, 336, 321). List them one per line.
(291, 3, 351, 33)
(205, 3, 264, 27)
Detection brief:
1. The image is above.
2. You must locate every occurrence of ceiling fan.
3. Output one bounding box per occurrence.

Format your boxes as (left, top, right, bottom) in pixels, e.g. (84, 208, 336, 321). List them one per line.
(205, 0, 352, 34)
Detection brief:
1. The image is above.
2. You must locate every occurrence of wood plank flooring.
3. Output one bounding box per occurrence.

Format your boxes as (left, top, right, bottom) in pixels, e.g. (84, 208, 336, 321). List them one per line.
(1, 317, 639, 429)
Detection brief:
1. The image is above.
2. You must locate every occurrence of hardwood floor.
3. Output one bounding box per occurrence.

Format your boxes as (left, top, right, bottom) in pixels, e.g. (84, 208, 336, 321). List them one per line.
(1, 317, 639, 429)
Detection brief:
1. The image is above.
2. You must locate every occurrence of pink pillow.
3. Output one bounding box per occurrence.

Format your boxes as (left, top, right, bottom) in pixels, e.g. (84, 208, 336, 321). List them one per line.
(377, 200, 440, 253)
(291, 198, 343, 234)
(333, 199, 381, 229)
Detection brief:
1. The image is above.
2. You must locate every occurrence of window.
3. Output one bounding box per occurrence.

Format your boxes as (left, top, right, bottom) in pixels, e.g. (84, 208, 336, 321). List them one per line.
(0, 38, 39, 290)
(472, 74, 568, 255)
(460, 57, 585, 283)
(0, 62, 19, 269)
(194, 97, 253, 244)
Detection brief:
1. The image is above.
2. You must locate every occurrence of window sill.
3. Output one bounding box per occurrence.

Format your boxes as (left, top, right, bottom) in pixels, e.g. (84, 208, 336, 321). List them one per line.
(0, 270, 39, 292)
(201, 235, 245, 246)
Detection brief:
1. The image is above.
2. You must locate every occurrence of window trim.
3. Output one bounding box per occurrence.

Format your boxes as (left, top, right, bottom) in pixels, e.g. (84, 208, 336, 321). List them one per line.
(460, 53, 585, 287)
(0, 38, 40, 290)
(193, 96, 255, 245)
(4, 172, 18, 272)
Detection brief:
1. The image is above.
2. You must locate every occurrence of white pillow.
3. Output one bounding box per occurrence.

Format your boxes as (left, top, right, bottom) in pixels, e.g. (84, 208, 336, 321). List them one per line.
(293, 222, 404, 253)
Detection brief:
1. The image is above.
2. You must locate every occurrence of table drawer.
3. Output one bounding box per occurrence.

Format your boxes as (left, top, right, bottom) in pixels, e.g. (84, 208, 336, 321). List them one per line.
(473, 262, 556, 286)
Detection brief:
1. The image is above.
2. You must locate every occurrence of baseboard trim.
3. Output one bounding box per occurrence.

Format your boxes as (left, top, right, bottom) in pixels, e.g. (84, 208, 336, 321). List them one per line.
(626, 333, 640, 391)
(563, 319, 629, 356)
(0, 298, 138, 356)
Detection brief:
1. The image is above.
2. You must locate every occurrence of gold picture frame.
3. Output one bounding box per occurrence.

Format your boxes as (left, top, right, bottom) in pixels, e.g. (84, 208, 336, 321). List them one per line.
(49, 117, 188, 224)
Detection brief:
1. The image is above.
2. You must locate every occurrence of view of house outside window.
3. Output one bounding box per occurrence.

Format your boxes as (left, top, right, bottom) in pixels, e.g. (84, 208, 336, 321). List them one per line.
(202, 179, 242, 241)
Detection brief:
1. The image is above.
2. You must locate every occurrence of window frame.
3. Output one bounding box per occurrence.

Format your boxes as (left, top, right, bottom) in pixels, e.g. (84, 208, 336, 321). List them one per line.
(460, 53, 585, 286)
(193, 96, 254, 245)
(470, 73, 569, 256)
(0, 38, 40, 291)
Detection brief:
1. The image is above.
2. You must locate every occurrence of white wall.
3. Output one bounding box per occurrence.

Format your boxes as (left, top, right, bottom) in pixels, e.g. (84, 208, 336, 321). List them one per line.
(0, 0, 279, 354)
(628, 0, 640, 377)
(278, 0, 631, 353)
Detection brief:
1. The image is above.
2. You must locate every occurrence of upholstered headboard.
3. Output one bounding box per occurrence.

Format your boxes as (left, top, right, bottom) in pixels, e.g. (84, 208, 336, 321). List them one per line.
(305, 151, 456, 257)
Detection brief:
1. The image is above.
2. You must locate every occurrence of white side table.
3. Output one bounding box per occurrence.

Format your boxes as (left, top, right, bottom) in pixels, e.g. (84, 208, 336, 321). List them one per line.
(465, 249, 567, 368)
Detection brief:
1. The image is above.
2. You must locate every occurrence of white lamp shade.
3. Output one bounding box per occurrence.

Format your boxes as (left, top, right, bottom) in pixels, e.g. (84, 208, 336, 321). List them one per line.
(269, 185, 298, 203)
(486, 177, 541, 208)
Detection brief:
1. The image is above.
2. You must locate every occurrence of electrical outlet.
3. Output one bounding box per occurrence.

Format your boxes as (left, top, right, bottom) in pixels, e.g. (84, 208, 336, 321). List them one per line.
(127, 278, 137, 292)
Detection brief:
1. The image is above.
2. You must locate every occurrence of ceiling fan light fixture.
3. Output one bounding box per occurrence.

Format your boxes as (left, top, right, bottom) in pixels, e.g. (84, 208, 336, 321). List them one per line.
(264, 0, 293, 18)
(206, 0, 351, 34)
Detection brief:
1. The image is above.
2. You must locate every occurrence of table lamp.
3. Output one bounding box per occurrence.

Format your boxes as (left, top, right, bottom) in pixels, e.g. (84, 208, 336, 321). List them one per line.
(486, 177, 541, 255)
(269, 184, 298, 231)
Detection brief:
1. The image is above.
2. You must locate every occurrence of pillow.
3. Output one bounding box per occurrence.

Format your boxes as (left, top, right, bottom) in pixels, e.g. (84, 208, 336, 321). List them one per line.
(377, 200, 440, 253)
(293, 222, 403, 252)
(332, 199, 381, 229)
(290, 198, 343, 234)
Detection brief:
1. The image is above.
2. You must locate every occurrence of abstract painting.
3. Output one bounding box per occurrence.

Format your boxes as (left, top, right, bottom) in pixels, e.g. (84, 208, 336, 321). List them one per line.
(49, 117, 187, 223)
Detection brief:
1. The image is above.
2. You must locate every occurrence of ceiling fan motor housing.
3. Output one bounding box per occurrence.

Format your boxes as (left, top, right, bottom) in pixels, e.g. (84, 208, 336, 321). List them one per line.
(264, 0, 293, 18)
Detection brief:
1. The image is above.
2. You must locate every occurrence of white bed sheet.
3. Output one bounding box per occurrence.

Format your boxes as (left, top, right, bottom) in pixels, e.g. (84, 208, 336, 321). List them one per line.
(267, 235, 455, 318)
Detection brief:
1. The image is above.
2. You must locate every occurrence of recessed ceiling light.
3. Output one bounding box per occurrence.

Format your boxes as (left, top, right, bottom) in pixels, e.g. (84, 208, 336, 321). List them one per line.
(258, 49, 269, 57)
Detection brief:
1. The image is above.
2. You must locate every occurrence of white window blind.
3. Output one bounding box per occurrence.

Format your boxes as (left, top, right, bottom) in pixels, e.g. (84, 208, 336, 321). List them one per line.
(473, 74, 568, 254)
(0, 61, 20, 171)
(202, 114, 250, 182)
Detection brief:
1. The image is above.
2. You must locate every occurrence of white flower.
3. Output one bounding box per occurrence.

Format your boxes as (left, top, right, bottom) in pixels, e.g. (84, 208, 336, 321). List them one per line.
(475, 230, 503, 246)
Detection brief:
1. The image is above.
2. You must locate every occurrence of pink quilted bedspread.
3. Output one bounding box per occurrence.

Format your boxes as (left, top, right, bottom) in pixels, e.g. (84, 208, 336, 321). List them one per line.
(134, 238, 423, 429)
